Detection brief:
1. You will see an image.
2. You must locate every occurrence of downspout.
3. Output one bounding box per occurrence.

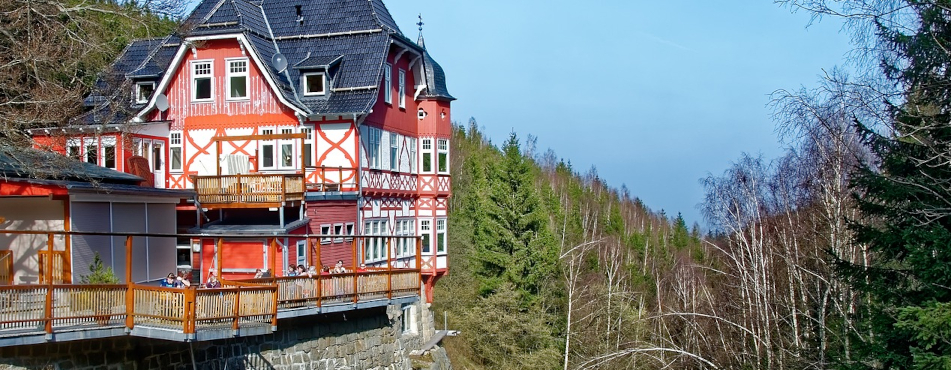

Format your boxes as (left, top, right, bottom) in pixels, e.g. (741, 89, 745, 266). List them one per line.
(355, 112, 363, 266)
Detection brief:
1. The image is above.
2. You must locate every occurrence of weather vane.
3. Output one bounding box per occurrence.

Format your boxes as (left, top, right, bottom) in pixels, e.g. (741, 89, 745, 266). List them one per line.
(417, 14, 424, 33)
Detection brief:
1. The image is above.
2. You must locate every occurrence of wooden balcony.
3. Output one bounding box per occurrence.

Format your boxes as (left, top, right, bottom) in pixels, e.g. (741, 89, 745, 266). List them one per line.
(0, 269, 420, 346)
(193, 174, 304, 208)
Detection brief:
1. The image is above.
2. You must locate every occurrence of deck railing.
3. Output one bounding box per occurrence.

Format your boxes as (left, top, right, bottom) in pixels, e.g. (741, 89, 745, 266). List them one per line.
(0, 268, 418, 340)
(194, 174, 305, 207)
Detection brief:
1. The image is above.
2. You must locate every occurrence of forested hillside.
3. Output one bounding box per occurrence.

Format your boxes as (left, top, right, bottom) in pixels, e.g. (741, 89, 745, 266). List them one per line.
(439, 1, 951, 368)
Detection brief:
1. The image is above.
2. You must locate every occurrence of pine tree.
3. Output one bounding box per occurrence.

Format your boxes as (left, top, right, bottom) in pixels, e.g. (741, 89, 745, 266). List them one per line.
(845, 3, 951, 368)
(473, 132, 557, 303)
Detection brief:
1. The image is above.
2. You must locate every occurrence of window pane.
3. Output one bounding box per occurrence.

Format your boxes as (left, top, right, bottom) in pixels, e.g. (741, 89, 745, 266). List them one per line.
(305, 75, 324, 94)
(423, 153, 431, 172)
(438, 153, 447, 172)
(85, 145, 97, 164)
(170, 147, 182, 170)
(196, 78, 211, 99)
(422, 234, 430, 253)
(281, 143, 293, 167)
(262, 144, 274, 168)
(104, 146, 116, 168)
(152, 143, 163, 170)
(437, 232, 445, 253)
(230, 76, 247, 98)
(303, 143, 312, 167)
(138, 83, 154, 103)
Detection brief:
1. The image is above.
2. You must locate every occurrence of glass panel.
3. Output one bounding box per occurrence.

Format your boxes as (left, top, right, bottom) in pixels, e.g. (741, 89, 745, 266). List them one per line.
(104, 146, 115, 168)
(196, 78, 211, 100)
(138, 83, 154, 103)
(422, 234, 430, 253)
(262, 144, 274, 168)
(281, 143, 293, 167)
(85, 145, 97, 164)
(176, 248, 191, 266)
(304, 143, 312, 167)
(152, 143, 163, 170)
(423, 153, 431, 172)
(170, 147, 182, 170)
(306, 75, 324, 94)
(437, 232, 445, 253)
(230, 76, 247, 98)
(438, 153, 447, 172)
(68, 145, 80, 159)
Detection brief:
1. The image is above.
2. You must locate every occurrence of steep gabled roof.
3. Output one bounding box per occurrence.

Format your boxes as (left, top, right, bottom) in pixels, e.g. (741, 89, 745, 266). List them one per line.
(81, 0, 451, 124)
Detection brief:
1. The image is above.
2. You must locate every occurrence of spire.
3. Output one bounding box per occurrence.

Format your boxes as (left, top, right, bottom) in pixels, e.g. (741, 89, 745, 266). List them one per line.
(416, 13, 426, 49)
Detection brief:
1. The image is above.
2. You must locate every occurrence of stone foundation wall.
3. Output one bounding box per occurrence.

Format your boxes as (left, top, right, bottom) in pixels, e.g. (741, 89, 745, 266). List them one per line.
(0, 303, 451, 370)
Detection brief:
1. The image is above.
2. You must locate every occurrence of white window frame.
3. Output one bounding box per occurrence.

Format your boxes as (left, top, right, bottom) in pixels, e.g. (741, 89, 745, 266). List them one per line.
(278, 128, 295, 170)
(302, 72, 326, 96)
(302, 126, 314, 168)
(398, 69, 406, 108)
(169, 131, 183, 172)
(84, 139, 98, 165)
(259, 128, 276, 170)
(409, 137, 417, 174)
(191, 60, 214, 102)
(226, 58, 249, 100)
(152, 140, 164, 171)
(333, 223, 344, 244)
(296, 240, 307, 266)
(135, 81, 155, 104)
(320, 224, 332, 245)
(420, 219, 432, 254)
(402, 305, 418, 335)
(421, 138, 433, 173)
(67, 139, 81, 160)
(437, 139, 449, 174)
(101, 139, 117, 169)
(345, 222, 354, 242)
(436, 218, 446, 254)
(366, 127, 381, 169)
(363, 219, 388, 263)
(389, 133, 399, 171)
(384, 63, 392, 104)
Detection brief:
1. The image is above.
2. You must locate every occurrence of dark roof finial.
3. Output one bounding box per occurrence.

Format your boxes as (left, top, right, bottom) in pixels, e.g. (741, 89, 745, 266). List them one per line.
(416, 13, 425, 48)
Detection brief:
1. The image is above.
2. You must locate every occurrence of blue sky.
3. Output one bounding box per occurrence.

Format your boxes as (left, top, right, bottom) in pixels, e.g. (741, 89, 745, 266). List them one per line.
(387, 1, 853, 226)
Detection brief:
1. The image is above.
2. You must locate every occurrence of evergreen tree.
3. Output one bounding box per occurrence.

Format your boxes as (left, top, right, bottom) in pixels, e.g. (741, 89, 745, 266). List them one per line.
(473, 132, 557, 302)
(845, 3, 951, 368)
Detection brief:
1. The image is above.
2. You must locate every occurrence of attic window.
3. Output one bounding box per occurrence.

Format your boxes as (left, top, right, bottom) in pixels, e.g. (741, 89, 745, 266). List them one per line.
(191, 60, 213, 102)
(227, 59, 249, 100)
(295, 5, 303, 25)
(417, 108, 426, 119)
(302, 72, 325, 96)
(135, 82, 155, 104)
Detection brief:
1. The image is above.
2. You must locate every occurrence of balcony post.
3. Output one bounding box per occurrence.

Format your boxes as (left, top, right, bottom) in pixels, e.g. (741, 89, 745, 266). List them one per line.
(352, 236, 358, 304)
(216, 238, 223, 279)
(184, 287, 197, 335)
(125, 235, 135, 330)
(215, 141, 222, 177)
(233, 286, 241, 331)
(386, 237, 392, 300)
(44, 233, 54, 334)
(269, 238, 278, 277)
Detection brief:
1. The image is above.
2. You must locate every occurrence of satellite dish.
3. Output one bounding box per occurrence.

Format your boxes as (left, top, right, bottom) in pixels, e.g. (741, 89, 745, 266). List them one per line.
(272, 53, 288, 73)
(155, 93, 169, 112)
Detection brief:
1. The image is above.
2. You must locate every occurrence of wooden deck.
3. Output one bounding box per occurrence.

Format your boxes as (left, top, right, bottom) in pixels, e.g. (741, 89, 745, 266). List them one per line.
(193, 174, 305, 208)
(0, 269, 420, 346)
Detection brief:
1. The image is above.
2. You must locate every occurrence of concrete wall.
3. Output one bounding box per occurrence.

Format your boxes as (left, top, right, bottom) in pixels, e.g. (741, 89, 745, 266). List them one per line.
(0, 303, 452, 370)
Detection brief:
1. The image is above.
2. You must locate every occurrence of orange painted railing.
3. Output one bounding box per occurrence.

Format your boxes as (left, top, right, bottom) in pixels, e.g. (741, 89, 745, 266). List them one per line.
(194, 174, 305, 206)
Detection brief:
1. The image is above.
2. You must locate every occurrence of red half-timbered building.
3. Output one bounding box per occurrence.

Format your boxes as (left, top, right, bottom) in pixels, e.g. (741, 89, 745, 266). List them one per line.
(32, 0, 453, 302)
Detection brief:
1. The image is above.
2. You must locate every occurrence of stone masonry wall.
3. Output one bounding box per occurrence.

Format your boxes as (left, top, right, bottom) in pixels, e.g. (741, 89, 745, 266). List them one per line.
(0, 303, 449, 370)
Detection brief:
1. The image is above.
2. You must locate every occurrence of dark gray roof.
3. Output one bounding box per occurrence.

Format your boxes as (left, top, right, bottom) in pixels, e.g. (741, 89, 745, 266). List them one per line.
(293, 54, 343, 69)
(81, 0, 451, 124)
(190, 218, 309, 234)
(0, 145, 142, 185)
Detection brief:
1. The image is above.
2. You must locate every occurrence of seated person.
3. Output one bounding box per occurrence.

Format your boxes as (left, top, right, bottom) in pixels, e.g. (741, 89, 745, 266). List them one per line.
(286, 264, 297, 277)
(253, 268, 264, 279)
(331, 260, 348, 274)
(204, 274, 221, 289)
(160, 273, 177, 288)
(176, 272, 191, 288)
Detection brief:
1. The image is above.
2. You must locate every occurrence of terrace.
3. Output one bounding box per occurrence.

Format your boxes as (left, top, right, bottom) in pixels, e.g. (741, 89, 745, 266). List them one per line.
(0, 231, 421, 347)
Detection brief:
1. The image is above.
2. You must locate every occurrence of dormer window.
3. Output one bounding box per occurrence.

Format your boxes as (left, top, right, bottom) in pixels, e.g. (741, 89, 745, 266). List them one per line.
(302, 72, 326, 96)
(135, 82, 155, 104)
(191, 60, 213, 102)
(227, 59, 248, 100)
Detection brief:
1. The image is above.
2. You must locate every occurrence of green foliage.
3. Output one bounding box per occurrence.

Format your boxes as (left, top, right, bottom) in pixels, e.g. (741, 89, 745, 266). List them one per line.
(80, 252, 119, 284)
(471, 132, 558, 303)
(457, 283, 562, 370)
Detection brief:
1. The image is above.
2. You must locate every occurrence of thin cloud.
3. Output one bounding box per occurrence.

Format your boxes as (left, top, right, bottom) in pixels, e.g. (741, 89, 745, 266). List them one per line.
(637, 31, 694, 52)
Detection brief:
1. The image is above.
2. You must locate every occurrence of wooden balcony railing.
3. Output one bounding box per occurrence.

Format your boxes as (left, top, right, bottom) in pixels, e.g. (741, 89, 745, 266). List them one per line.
(306, 166, 358, 192)
(0, 268, 418, 343)
(194, 174, 304, 208)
